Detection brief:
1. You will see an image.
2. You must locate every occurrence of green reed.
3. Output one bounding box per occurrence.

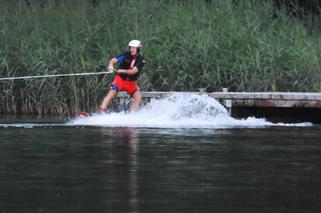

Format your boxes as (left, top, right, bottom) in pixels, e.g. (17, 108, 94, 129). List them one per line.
(0, 0, 321, 116)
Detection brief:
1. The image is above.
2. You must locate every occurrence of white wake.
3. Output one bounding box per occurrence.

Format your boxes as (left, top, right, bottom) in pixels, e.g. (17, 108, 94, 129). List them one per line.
(67, 93, 312, 128)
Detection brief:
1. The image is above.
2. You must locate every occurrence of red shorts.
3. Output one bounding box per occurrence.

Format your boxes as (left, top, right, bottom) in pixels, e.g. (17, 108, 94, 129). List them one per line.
(112, 75, 140, 96)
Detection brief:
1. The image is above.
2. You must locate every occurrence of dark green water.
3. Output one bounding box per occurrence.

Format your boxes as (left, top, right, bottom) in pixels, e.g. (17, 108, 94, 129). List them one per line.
(1, 123, 321, 213)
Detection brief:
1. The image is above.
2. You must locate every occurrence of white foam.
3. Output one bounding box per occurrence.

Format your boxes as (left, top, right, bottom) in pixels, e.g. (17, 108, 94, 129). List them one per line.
(67, 93, 312, 129)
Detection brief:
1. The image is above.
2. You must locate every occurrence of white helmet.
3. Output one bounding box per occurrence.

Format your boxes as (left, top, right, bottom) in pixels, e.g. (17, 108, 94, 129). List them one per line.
(128, 39, 142, 48)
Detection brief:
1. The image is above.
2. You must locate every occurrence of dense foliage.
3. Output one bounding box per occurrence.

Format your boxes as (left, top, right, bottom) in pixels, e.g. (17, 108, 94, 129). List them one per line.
(1, 0, 321, 115)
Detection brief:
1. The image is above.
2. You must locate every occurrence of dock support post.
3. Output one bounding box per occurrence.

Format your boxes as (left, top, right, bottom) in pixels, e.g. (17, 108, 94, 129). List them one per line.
(222, 88, 232, 115)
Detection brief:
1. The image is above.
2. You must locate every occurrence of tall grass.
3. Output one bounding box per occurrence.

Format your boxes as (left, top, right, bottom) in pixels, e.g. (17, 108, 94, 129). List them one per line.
(1, 0, 321, 116)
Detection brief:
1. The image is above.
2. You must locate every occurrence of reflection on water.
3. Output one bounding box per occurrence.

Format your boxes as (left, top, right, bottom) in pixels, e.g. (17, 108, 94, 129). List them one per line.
(103, 128, 139, 212)
(0, 125, 321, 212)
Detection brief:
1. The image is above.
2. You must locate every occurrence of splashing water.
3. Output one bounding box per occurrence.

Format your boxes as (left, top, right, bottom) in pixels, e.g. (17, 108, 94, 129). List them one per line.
(67, 93, 312, 128)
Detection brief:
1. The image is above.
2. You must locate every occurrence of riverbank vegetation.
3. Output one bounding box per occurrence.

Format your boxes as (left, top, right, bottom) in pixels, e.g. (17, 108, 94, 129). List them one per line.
(1, 0, 321, 115)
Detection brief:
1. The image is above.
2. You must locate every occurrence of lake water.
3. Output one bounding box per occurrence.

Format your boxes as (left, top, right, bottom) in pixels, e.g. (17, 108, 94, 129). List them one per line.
(1, 93, 320, 213)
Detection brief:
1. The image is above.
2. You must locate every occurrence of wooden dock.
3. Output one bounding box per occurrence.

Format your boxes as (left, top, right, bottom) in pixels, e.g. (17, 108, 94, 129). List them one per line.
(116, 92, 321, 123)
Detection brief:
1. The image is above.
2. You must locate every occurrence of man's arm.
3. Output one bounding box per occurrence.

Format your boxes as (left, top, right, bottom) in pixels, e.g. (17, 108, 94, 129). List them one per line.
(117, 67, 139, 75)
(118, 58, 145, 75)
(108, 58, 118, 71)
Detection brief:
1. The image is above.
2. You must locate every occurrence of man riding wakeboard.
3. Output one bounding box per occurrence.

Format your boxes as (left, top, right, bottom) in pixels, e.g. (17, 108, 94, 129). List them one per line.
(98, 40, 146, 113)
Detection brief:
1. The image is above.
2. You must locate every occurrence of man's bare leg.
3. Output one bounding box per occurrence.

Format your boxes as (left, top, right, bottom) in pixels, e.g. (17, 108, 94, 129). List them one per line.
(100, 90, 117, 111)
(130, 92, 141, 112)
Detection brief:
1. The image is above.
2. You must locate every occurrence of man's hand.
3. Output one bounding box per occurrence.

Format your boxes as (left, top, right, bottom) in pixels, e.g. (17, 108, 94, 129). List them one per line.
(108, 64, 115, 72)
(117, 69, 126, 74)
(108, 57, 118, 72)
